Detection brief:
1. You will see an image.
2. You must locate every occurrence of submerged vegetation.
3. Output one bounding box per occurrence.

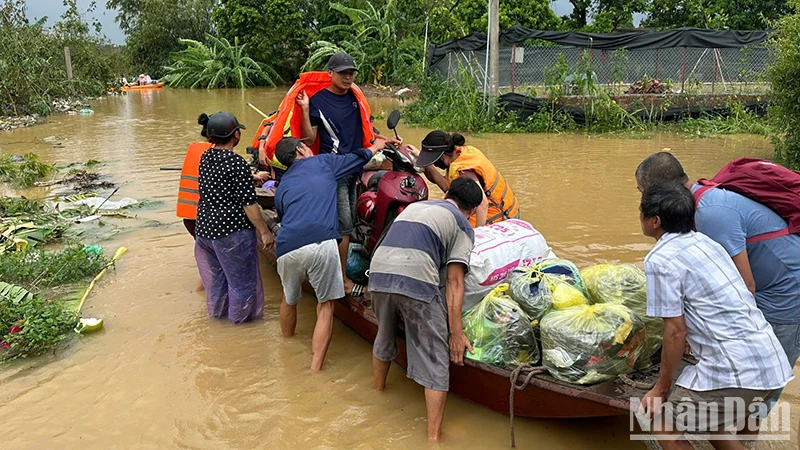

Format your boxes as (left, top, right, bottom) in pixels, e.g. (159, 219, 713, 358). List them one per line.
(0, 153, 127, 363)
(0, 153, 55, 188)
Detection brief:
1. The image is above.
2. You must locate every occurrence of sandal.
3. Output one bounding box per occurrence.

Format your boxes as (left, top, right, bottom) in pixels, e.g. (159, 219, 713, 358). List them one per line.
(348, 283, 365, 297)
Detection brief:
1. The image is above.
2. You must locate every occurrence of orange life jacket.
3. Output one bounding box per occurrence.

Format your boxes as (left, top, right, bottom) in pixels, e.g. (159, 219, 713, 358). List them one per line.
(176, 141, 213, 219)
(447, 145, 520, 227)
(250, 71, 375, 168)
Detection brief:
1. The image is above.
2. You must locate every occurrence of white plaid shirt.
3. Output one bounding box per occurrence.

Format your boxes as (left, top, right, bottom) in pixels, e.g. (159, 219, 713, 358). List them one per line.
(645, 232, 794, 391)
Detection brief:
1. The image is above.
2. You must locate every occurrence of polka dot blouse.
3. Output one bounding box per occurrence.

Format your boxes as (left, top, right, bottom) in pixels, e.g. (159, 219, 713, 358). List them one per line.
(195, 149, 257, 240)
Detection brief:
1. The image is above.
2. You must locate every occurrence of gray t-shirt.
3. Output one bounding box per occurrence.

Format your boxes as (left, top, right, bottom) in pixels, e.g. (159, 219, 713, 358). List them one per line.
(369, 200, 475, 303)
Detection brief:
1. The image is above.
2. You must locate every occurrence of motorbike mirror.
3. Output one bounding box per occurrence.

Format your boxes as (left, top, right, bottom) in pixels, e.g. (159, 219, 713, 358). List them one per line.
(387, 110, 401, 130)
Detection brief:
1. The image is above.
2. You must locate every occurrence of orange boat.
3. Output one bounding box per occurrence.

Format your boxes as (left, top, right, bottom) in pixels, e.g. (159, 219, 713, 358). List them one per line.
(121, 82, 165, 91)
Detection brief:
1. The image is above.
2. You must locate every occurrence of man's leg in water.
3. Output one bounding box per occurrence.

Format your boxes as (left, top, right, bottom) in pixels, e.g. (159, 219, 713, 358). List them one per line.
(425, 389, 447, 441)
(311, 301, 334, 371)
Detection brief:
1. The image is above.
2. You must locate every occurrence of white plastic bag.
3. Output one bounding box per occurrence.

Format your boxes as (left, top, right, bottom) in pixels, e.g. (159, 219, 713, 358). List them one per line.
(462, 219, 555, 311)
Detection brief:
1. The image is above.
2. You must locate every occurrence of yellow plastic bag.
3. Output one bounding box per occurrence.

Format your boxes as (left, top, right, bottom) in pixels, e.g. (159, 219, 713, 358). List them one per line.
(508, 259, 585, 319)
(581, 264, 663, 369)
(462, 284, 540, 368)
(540, 303, 646, 385)
(544, 274, 588, 310)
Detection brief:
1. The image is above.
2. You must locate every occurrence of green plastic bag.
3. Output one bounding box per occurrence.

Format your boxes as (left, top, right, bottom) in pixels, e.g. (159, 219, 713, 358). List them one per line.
(581, 264, 663, 369)
(462, 283, 540, 369)
(540, 303, 646, 385)
(509, 259, 586, 320)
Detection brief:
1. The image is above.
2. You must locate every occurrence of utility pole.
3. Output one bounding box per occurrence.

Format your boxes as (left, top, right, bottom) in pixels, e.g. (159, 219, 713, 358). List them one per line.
(64, 46, 74, 80)
(488, 0, 499, 111)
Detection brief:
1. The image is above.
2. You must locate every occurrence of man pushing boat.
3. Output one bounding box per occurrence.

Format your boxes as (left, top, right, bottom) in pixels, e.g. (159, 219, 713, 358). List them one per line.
(273, 135, 386, 371)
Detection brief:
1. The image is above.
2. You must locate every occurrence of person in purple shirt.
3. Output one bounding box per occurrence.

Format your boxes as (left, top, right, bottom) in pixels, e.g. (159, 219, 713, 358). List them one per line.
(273, 136, 385, 371)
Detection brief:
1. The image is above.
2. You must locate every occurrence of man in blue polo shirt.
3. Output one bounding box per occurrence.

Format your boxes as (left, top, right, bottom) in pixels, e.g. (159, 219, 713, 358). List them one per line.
(273, 136, 385, 372)
(635, 152, 800, 413)
(297, 52, 400, 297)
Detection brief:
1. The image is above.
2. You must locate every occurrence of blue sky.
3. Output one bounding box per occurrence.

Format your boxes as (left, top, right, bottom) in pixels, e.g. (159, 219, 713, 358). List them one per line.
(25, 0, 640, 46)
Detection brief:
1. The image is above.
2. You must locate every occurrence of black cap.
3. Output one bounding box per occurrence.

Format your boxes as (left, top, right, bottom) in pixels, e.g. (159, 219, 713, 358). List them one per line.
(206, 111, 246, 139)
(327, 53, 358, 73)
(275, 137, 302, 168)
(415, 143, 450, 167)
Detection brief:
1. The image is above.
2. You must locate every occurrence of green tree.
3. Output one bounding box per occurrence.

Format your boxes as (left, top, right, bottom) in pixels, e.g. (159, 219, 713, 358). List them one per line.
(106, 0, 214, 78)
(424, 0, 561, 41)
(0, 0, 116, 115)
(163, 34, 281, 88)
(213, 0, 334, 81)
(643, 0, 792, 29)
(303, 0, 423, 85)
(767, 0, 800, 169)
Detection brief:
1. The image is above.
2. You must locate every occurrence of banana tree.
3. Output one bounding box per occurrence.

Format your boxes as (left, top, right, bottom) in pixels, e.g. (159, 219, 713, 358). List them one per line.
(163, 34, 282, 89)
(302, 0, 419, 86)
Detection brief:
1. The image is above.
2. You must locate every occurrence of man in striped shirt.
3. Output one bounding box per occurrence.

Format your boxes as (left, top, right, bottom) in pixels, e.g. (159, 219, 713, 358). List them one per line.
(638, 182, 793, 449)
(369, 177, 483, 442)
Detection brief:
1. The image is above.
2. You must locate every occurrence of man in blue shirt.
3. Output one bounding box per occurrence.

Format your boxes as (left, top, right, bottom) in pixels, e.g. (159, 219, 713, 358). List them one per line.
(635, 152, 800, 413)
(297, 52, 400, 297)
(273, 136, 385, 372)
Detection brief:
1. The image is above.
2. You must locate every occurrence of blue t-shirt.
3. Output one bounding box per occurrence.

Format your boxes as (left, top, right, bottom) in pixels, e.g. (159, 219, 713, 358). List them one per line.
(309, 89, 364, 155)
(275, 149, 372, 257)
(693, 185, 800, 324)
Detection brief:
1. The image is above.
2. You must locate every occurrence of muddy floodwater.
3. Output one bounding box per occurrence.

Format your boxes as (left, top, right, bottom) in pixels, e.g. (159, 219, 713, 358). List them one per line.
(0, 88, 797, 450)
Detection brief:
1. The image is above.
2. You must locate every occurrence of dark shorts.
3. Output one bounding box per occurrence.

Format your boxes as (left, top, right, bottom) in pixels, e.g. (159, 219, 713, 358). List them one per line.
(661, 386, 778, 434)
(183, 219, 196, 238)
(372, 292, 450, 391)
(336, 174, 357, 236)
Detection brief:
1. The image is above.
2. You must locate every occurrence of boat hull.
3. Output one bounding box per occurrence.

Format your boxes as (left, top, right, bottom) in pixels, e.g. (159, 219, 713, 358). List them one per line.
(259, 243, 646, 419)
(121, 82, 165, 91)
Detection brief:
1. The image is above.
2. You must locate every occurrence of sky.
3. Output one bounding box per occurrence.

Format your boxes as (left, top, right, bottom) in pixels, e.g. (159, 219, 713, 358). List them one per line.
(25, 0, 640, 46)
(26, 0, 126, 44)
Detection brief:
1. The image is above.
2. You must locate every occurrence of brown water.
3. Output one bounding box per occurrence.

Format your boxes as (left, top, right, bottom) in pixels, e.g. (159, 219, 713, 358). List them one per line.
(0, 88, 796, 450)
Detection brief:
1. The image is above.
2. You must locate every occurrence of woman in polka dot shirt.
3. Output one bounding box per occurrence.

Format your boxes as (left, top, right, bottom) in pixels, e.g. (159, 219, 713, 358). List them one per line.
(194, 111, 273, 324)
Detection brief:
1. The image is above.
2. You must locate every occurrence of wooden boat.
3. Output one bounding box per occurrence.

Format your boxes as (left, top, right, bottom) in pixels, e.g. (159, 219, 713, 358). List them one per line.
(257, 204, 657, 418)
(121, 82, 165, 91)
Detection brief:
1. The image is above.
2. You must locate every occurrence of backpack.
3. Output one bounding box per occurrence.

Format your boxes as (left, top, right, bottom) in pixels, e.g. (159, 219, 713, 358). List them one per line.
(692, 158, 800, 243)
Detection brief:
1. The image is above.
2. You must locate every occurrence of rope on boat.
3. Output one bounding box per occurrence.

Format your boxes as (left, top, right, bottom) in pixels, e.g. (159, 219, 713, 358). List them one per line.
(619, 373, 657, 390)
(508, 364, 546, 448)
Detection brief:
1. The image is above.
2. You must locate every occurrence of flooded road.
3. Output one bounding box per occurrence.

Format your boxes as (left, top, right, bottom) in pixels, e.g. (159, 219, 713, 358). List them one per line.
(0, 88, 796, 449)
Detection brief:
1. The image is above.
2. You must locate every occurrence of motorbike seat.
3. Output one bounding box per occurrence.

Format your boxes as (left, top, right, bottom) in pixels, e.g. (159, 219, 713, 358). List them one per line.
(365, 170, 388, 191)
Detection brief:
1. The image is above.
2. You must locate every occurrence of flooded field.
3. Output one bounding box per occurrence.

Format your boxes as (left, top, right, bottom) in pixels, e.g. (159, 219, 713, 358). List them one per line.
(0, 87, 795, 449)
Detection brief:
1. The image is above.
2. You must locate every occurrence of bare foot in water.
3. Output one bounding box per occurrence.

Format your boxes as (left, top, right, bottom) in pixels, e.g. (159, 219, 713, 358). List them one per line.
(195, 278, 205, 292)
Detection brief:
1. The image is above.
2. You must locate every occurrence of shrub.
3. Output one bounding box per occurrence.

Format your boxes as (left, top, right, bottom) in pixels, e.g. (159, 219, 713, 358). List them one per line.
(766, 0, 800, 169)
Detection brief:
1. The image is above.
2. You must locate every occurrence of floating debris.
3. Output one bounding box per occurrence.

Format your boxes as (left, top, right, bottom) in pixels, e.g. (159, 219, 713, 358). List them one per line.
(0, 115, 39, 131)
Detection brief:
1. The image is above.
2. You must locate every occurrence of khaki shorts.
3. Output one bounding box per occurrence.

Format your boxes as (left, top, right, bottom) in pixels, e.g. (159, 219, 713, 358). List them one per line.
(661, 386, 778, 434)
(372, 292, 450, 392)
(277, 239, 344, 305)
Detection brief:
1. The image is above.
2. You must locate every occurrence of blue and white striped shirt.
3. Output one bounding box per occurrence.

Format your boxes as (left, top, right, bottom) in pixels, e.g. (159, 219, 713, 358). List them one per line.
(645, 232, 794, 391)
(369, 200, 475, 303)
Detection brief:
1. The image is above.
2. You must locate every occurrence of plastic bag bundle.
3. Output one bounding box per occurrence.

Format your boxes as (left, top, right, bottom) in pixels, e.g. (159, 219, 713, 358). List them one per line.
(539, 303, 646, 385)
(463, 220, 555, 312)
(509, 259, 585, 319)
(345, 243, 370, 285)
(462, 283, 540, 368)
(545, 274, 589, 310)
(581, 264, 663, 368)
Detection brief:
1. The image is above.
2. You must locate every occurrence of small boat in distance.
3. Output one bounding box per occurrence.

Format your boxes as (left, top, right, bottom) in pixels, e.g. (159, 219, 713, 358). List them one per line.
(121, 82, 165, 91)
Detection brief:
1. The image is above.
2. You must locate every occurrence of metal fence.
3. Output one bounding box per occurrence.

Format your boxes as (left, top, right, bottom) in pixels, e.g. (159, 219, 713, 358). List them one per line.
(430, 40, 772, 95)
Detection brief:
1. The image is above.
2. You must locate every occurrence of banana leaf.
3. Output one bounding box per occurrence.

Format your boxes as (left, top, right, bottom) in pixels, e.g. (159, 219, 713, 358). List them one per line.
(0, 281, 35, 304)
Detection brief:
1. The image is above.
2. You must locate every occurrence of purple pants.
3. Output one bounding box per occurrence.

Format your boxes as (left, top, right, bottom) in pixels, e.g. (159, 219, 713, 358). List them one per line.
(194, 228, 264, 324)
